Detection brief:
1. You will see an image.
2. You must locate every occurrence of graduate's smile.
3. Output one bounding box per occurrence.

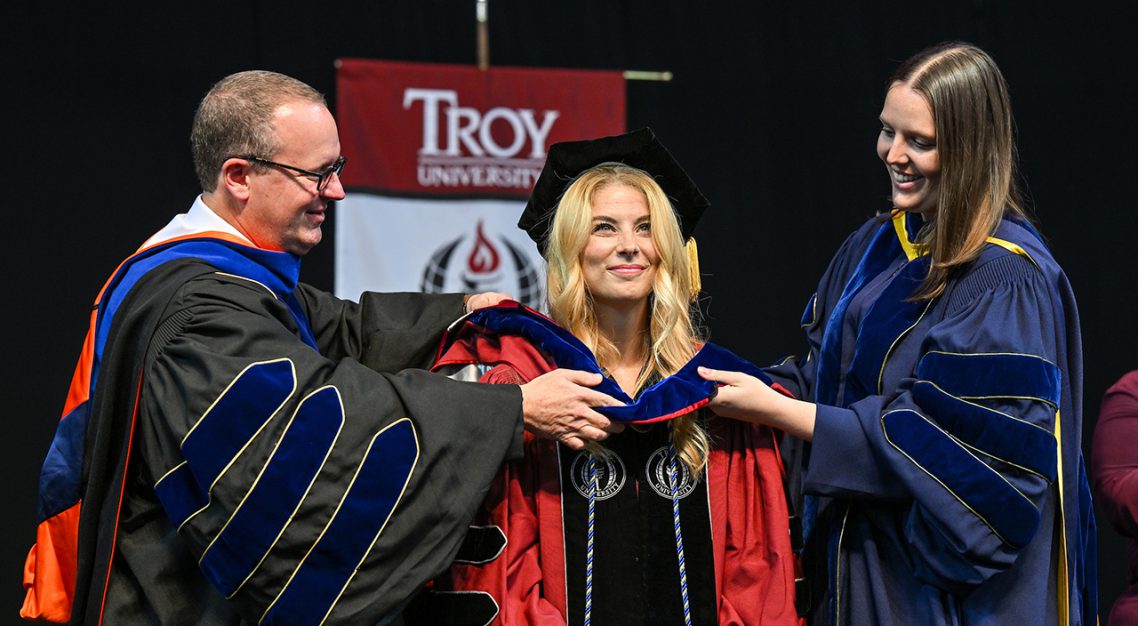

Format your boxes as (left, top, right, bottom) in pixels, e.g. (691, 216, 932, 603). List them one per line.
(608, 263, 648, 277)
(582, 184, 658, 307)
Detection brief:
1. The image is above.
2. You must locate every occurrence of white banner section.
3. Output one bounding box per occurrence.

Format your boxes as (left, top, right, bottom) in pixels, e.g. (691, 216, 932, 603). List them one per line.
(335, 194, 546, 310)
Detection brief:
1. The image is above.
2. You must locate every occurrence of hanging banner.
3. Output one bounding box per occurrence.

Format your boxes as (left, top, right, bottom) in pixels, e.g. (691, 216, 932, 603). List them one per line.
(334, 59, 626, 306)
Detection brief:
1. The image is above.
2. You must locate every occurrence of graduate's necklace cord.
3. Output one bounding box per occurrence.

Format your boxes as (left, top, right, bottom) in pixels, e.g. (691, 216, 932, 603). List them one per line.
(581, 442, 692, 626)
(667, 449, 694, 626)
(585, 456, 597, 626)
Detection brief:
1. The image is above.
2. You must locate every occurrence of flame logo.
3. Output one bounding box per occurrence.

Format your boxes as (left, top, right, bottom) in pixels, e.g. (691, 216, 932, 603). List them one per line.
(421, 224, 543, 308)
(467, 221, 501, 274)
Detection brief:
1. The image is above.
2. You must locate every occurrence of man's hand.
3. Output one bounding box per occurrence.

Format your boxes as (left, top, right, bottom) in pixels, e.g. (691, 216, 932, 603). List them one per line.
(520, 369, 625, 450)
(465, 292, 515, 313)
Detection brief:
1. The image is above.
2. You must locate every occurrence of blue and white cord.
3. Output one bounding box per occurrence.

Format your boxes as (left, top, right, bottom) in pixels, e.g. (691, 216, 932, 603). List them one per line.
(584, 454, 597, 626)
(667, 448, 693, 626)
(582, 448, 692, 626)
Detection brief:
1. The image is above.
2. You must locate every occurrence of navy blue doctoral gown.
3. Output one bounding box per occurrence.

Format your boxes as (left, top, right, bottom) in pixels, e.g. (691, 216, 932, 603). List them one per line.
(767, 211, 1097, 626)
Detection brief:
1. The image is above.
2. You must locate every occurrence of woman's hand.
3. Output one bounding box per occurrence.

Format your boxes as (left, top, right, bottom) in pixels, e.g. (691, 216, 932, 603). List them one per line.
(698, 367, 816, 441)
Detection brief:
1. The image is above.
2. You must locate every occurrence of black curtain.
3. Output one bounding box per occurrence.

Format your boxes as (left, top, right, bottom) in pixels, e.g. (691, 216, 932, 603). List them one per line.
(8, 0, 1137, 617)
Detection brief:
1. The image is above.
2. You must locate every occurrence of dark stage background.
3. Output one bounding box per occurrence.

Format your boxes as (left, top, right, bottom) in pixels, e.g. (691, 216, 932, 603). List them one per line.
(7, 1, 1137, 621)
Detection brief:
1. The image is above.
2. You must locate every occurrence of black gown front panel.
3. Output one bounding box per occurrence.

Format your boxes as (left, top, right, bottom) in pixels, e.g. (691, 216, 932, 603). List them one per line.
(559, 421, 717, 625)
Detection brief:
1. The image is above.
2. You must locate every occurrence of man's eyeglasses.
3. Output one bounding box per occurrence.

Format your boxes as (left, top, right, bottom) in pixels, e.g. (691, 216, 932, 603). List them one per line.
(241, 155, 347, 191)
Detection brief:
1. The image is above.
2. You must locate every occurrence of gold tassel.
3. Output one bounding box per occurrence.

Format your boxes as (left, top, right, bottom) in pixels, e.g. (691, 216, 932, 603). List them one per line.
(686, 237, 701, 301)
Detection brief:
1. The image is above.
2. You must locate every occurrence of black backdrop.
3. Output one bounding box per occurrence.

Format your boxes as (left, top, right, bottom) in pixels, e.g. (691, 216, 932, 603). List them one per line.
(7, 1, 1138, 620)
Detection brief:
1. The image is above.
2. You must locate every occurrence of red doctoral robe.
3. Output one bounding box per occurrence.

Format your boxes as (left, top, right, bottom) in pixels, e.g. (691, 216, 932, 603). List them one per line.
(410, 303, 800, 626)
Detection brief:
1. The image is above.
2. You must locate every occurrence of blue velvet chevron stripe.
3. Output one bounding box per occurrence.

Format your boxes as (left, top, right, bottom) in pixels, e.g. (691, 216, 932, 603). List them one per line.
(454, 304, 774, 423)
(154, 359, 296, 527)
(843, 256, 929, 405)
(911, 381, 1057, 481)
(883, 351, 1062, 550)
(262, 419, 419, 625)
(881, 409, 1041, 548)
(916, 351, 1062, 407)
(200, 386, 345, 597)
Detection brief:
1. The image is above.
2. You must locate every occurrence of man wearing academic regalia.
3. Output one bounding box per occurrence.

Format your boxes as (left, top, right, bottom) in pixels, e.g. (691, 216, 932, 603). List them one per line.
(20, 70, 622, 625)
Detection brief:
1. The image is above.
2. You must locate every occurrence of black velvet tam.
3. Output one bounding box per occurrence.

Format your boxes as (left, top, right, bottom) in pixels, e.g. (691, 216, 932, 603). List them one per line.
(518, 127, 709, 254)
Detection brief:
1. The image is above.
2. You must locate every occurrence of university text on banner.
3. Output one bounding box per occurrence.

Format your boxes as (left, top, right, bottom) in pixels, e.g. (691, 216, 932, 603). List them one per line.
(334, 59, 626, 307)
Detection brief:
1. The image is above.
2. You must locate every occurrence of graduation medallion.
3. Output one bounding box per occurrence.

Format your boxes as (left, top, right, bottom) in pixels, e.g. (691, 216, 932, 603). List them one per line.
(645, 446, 698, 499)
(569, 451, 626, 500)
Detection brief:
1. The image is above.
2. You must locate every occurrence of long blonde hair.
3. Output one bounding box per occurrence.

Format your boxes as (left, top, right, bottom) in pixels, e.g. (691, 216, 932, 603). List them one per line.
(545, 163, 709, 474)
(891, 42, 1027, 300)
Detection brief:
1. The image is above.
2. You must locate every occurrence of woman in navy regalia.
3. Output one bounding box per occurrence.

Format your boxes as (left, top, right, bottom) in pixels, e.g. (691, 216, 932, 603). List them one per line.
(410, 128, 800, 626)
(699, 42, 1098, 625)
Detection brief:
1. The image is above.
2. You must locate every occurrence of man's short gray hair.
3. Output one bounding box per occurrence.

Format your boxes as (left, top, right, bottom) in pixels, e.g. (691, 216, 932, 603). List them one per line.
(191, 70, 326, 192)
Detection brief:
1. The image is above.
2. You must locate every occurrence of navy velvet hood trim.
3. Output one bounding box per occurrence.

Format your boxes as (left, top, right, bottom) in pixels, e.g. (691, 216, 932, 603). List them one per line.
(97, 238, 315, 357)
(843, 256, 929, 405)
(815, 220, 900, 406)
(454, 302, 772, 423)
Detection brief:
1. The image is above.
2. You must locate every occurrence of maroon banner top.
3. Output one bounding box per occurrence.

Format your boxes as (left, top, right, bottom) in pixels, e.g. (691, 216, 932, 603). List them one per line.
(336, 59, 626, 197)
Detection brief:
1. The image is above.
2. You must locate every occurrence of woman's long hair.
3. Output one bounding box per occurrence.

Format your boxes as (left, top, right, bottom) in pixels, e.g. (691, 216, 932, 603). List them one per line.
(545, 163, 709, 474)
(892, 42, 1027, 300)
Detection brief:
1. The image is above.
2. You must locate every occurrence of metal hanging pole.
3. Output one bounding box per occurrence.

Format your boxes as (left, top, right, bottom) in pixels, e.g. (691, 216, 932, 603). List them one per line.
(622, 70, 673, 82)
(476, 0, 489, 70)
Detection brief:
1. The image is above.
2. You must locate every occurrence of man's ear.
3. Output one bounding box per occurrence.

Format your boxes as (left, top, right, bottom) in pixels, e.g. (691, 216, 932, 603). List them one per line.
(219, 158, 252, 202)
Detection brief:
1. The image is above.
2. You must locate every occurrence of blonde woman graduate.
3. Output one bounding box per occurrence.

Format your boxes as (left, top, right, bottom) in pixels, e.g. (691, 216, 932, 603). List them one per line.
(407, 129, 800, 626)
